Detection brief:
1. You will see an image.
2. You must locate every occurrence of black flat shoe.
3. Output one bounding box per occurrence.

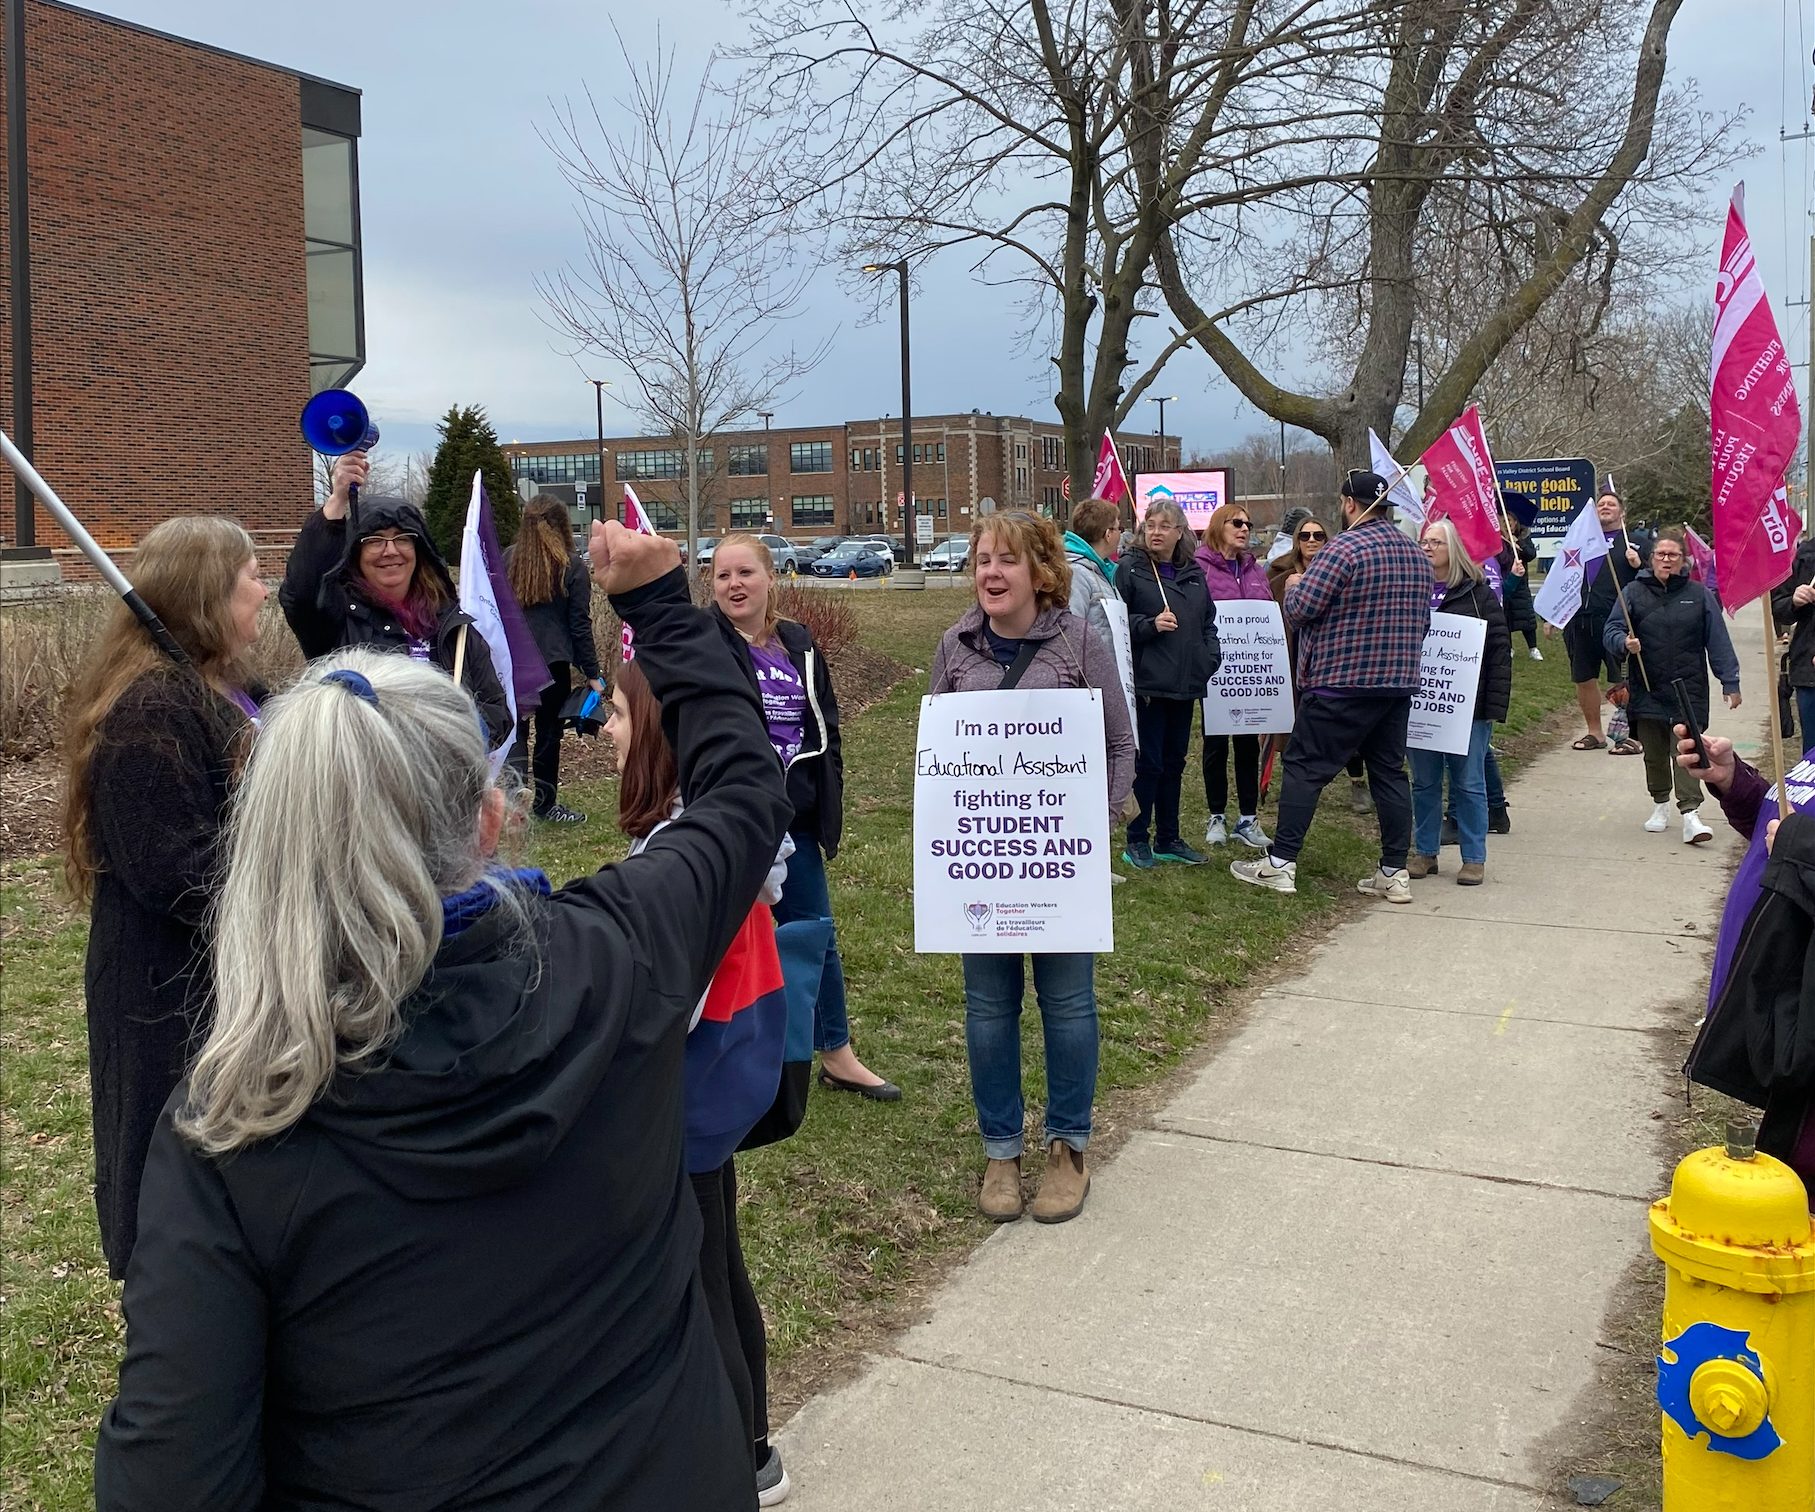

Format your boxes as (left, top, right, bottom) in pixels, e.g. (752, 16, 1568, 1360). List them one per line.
(818, 1068, 902, 1102)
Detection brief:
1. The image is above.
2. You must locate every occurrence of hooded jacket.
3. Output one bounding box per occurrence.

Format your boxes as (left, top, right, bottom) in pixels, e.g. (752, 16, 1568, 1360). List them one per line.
(929, 602, 1136, 822)
(1771, 538, 1815, 690)
(1063, 531, 1119, 652)
(279, 497, 513, 747)
(1114, 549, 1222, 699)
(1433, 577, 1512, 724)
(1194, 544, 1272, 604)
(1498, 534, 1538, 634)
(95, 568, 793, 1512)
(1602, 568, 1740, 727)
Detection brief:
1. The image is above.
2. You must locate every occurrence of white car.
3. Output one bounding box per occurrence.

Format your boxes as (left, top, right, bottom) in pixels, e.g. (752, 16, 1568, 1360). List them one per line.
(922, 538, 970, 573)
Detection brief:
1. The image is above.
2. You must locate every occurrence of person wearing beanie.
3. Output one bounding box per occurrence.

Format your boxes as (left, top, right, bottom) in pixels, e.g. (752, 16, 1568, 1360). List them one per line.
(1231, 470, 1431, 903)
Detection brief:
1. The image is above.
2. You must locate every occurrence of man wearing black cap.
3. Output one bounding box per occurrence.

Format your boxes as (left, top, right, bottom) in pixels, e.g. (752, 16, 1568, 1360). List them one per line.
(1231, 470, 1431, 902)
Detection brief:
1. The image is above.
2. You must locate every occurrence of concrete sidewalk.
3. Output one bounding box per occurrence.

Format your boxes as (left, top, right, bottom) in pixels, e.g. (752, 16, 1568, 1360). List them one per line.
(777, 630, 1768, 1509)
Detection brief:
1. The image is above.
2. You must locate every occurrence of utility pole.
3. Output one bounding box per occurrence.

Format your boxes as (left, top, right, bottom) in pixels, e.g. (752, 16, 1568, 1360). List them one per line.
(6, 0, 44, 556)
(585, 378, 611, 523)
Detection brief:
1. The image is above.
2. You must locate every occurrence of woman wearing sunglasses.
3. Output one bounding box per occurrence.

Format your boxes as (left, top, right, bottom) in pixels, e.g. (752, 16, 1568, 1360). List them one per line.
(1267, 515, 1371, 814)
(1196, 503, 1273, 850)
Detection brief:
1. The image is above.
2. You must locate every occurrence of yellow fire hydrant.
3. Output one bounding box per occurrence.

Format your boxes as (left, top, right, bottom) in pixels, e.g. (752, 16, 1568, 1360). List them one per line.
(1649, 1120, 1815, 1510)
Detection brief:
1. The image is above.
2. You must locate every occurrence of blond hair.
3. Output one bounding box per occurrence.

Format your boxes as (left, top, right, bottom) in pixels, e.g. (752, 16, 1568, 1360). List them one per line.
(1421, 517, 1483, 590)
(508, 495, 573, 607)
(712, 532, 781, 641)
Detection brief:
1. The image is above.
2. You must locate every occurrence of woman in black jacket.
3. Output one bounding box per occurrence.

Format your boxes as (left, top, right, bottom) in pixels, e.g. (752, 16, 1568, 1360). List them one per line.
(61, 516, 269, 1280)
(1116, 499, 1221, 870)
(1771, 533, 1815, 751)
(278, 451, 512, 747)
(506, 494, 603, 823)
(95, 525, 794, 1512)
(1498, 511, 1541, 659)
(1408, 518, 1511, 886)
(711, 532, 899, 1100)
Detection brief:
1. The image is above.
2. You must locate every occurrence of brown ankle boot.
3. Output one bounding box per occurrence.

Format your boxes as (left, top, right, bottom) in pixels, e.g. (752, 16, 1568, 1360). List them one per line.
(1407, 854, 1439, 879)
(1030, 1142, 1089, 1224)
(979, 1157, 1024, 1221)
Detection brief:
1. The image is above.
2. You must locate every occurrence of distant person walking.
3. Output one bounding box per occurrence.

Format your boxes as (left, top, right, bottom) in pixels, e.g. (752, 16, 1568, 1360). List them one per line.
(1409, 519, 1510, 886)
(1231, 471, 1431, 902)
(1116, 499, 1221, 869)
(1556, 489, 1650, 753)
(1196, 502, 1272, 851)
(506, 495, 603, 823)
(1499, 510, 1541, 659)
(1603, 528, 1740, 845)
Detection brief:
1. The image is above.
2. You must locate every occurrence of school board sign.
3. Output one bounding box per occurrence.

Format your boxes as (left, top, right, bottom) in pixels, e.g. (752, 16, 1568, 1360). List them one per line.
(1407, 612, 1486, 756)
(913, 689, 1113, 954)
(1493, 457, 1595, 558)
(1201, 601, 1295, 736)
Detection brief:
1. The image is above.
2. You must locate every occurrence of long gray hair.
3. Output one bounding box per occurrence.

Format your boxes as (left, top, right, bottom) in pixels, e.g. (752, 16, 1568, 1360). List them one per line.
(1420, 516, 1484, 590)
(181, 649, 507, 1155)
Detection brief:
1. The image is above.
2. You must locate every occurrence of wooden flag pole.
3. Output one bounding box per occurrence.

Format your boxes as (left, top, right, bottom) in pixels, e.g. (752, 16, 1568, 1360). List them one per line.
(1764, 594, 1791, 820)
(452, 622, 469, 685)
(1609, 568, 1652, 690)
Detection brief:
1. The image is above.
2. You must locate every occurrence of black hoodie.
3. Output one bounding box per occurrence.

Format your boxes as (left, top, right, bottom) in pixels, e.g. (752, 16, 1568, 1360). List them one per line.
(95, 568, 792, 1512)
(278, 496, 513, 746)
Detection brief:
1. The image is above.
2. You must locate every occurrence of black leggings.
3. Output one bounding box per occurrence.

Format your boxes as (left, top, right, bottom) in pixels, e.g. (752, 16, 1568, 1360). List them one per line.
(508, 660, 572, 814)
(690, 1158, 768, 1471)
(1203, 733, 1261, 816)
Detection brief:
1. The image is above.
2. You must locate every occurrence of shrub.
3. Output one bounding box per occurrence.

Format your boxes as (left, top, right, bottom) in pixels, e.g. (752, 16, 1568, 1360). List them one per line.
(774, 583, 857, 659)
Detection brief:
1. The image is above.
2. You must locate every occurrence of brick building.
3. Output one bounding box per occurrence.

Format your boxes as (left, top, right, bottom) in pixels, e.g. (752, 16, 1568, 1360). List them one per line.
(505, 413, 1178, 540)
(1, 1, 362, 573)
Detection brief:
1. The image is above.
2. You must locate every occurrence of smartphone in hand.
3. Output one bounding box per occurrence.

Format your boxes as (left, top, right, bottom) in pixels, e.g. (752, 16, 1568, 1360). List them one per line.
(1673, 677, 1711, 771)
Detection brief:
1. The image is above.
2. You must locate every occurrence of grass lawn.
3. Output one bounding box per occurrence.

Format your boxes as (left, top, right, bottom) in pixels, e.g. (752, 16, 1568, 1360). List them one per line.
(0, 583, 1580, 1508)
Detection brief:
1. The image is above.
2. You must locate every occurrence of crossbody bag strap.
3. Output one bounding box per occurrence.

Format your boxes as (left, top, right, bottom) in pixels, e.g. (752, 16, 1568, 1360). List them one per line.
(998, 639, 1042, 691)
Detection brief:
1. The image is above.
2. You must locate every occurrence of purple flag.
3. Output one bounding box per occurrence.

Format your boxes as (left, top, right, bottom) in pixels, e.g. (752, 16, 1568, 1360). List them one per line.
(458, 475, 552, 747)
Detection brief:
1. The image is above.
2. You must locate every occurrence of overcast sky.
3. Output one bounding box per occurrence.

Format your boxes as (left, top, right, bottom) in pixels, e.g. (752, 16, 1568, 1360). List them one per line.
(81, 0, 1812, 461)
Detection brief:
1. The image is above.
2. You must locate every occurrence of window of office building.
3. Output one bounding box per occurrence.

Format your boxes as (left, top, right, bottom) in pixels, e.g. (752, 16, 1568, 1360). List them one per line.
(792, 495, 835, 526)
(303, 122, 365, 393)
(1040, 436, 1062, 470)
(645, 499, 682, 532)
(516, 451, 604, 485)
(933, 497, 948, 518)
(730, 497, 769, 528)
(728, 445, 767, 476)
(1042, 485, 1063, 511)
(1015, 466, 1029, 491)
(616, 449, 684, 480)
(790, 440, 834, 473)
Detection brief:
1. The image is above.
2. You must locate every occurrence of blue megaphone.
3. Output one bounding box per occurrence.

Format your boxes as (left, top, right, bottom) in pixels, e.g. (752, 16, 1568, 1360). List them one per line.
(300, 389, 380, 517)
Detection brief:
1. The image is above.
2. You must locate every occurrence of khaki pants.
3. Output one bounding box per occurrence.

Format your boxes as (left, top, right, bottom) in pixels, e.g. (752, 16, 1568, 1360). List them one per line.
(1634, 717, 1702, 812)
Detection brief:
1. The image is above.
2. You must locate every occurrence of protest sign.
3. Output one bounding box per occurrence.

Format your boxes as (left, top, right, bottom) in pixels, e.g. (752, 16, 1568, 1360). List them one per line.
(1201, 601, 1295, 735)
(914, 689, 1112, 954)
(1098, 598, 1139, 748)
(1407, 612, 1486, 755)
(1493, 457, 1595, 557)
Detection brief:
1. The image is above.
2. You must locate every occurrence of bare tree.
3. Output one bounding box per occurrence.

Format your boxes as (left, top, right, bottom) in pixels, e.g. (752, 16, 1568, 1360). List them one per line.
(540, 35, 828, 566)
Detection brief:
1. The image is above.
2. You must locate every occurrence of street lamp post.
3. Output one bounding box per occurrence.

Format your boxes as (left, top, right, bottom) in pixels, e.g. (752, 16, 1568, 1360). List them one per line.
(758, 412, 775, 532)
(585, 378, 611, 523)
(864, 261, 916, 569)
(1149, 394, 1177, 468)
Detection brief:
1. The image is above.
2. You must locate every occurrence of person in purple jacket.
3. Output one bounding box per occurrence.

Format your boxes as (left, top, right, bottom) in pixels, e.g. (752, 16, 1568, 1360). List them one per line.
(928, 511, 1134, 1226)
(1196, 501, 1275, 851)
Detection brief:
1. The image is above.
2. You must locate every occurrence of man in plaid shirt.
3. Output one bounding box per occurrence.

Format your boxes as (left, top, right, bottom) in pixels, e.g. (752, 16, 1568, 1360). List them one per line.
(1232, 470, 1431, 902)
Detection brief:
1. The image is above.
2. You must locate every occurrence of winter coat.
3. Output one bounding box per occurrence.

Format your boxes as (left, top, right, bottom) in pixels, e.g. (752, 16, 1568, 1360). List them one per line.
(717, 611, 845, 858)
(1771, 538, 1815, 690)
(1499, 535, 1537, 634)
(1114, 550, 1222, 699)
(81, 668, 254, 1280)
(94, 569, 793, 1512)
(514, 551, 602, 680)
(1194, 545, 1273, 604)
(279, 497, 514, 747)
(1064, 533, 1120, 654)
(1433, 578, 1512, 724)
(1602, 569, 1740, 727)
(928, 602, 1136, 822)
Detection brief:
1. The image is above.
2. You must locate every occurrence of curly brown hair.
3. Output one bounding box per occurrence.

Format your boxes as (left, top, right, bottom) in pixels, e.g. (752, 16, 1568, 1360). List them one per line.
(969, 512, 1073, 612)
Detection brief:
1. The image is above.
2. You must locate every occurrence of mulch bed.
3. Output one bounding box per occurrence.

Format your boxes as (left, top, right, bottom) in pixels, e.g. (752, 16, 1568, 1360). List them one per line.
(0, 643, 912, 866)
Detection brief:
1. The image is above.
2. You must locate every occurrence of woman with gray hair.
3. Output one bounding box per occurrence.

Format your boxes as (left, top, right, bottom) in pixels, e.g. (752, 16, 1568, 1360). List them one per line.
(94, 525, 793, 1512)
(1408, 517, 1511, 885)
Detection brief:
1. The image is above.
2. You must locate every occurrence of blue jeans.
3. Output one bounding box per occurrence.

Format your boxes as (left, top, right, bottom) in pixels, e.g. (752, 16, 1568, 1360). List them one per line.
(772, 832, 852, 1054)
(960, 952, 1098, 1159)
(1798, 688, 1815, 756)
(1444, 743, 1504, 819)
(1411, 719, 1492, 864)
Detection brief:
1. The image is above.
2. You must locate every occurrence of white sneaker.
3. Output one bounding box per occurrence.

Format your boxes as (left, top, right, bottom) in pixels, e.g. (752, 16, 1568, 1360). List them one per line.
(1232, 816, 1271, 850)
(1231, 854, 1296, 894)
(1357, 867, 1412, 904)
(1683, 811, 1713, 846)
(1529, 647, 1544, 661)
(1205, 814, 1228, 846)
(1643, 802, 1671, 834)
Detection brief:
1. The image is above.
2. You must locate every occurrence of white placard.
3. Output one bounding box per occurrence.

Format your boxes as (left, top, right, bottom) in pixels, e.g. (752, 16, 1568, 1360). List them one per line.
(914, 688, 1113, 955)
(1201, 600, 1295, 735)
(1098, 598, 1139, 750)
(1407, 611, 1486, 755)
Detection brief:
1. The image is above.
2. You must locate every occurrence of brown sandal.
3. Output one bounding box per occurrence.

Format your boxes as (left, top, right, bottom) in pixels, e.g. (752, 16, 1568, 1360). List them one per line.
(1608, 737, 1644, 756)
(1571, 734, 1606, 750)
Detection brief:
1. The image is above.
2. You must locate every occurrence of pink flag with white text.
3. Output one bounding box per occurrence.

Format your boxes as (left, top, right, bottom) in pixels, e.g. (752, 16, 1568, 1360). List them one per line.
(1711, 184, 1803, 611)
(1417, 405, 1504, 563)
(1685, 524, 1716, 586)
(620, 484, 658, 661)
(1092, 433, 1130, 505)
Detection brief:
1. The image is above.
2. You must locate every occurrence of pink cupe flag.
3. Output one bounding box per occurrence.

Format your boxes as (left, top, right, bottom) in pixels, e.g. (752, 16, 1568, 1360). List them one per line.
(1685, 524, 1716, 587)
(1711, 184, 1803, 611)
(1093, 432, 1130, 505)
(619, 484, 659, 661)
(1417, 404, 1504, 563)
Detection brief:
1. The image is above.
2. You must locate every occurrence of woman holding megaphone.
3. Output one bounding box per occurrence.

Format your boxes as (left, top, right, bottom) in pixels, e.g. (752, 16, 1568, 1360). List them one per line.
(279, 452, 511, 746)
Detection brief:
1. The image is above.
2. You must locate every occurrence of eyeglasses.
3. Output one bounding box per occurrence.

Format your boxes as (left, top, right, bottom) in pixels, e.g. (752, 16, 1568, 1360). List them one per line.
(360, 532, 415, 555)
(1298, 530, 1328, 543)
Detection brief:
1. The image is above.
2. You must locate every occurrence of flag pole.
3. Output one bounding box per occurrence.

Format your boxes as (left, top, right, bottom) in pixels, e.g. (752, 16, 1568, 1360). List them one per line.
(453, 623, 469, 685)
(1764, 595, 1791, 820)
(1610, 569, 1651, 689)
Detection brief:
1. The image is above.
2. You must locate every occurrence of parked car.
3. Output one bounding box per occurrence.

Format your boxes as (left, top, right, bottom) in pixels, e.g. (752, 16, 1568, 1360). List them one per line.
(809, 542, 894, 578)
(859, 533, 909, 565)
(922, 537, 971, 573)
(694, 536, 720, 568)
(756, 533, 806, 575)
